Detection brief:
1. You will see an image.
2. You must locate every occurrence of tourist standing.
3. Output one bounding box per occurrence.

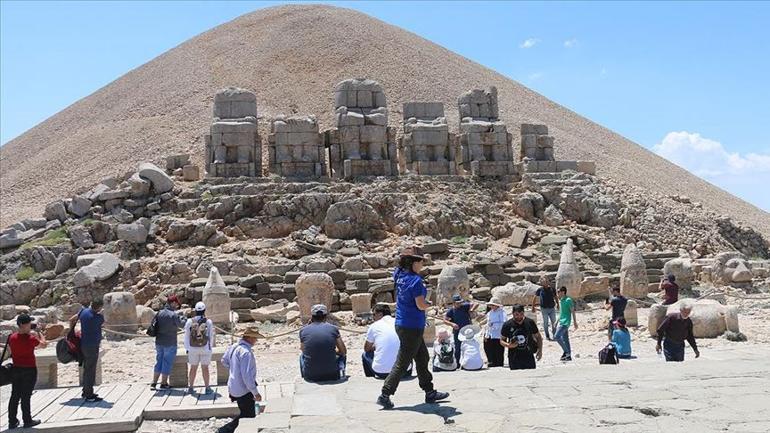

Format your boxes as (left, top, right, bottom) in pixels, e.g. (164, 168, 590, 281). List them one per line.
(656, 304, 699, 362)
(500, 305, 542, 370)
(609, 317, 632, 359)
(377, 247, 449, 409)
(531, 276, 559, 340)
(604, 286, 628, 337)
(659, 275, 680, 305)
(218, 326, 263, 433)
(362, 304, 409, 379)
(184, 301, 215, 394)
(70, 299, 104, 402)
(483, 297, 505, 367)
(444, 294, 478, 364)
(6, 314, 47, 429)
(151, 294, 184, 390)
(299, 304, 347, 382)
(553, 287, 578, 361)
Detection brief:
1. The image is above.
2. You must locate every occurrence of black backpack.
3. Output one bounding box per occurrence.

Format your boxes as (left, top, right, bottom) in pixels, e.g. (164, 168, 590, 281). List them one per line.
(599, 343, 619, 365)
(437, 342, 454, 364)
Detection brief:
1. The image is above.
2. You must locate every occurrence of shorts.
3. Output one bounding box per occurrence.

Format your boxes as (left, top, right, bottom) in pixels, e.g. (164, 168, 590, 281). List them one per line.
(187, 347, 213, 366)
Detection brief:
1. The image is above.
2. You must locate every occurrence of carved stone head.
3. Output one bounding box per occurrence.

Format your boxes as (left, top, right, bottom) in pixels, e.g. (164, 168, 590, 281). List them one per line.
(713, 252, 753, 285)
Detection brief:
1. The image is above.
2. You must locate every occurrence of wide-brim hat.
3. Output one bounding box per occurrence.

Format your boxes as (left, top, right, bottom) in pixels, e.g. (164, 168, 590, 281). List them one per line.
(458, 324, 481, 341)
(242, 326, 264, 339)
(399, 246, 424, 260)
(487, 297, 503, 307)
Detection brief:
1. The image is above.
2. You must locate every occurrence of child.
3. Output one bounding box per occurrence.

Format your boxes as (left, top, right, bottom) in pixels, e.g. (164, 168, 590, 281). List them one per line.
(610, 317, 632, 359)
(458, 325, 483, 371)
(432, 328, 457, 372)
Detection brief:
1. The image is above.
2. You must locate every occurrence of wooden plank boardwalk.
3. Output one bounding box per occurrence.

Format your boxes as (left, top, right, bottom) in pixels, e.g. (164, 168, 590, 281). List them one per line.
(0, 382, 293, 433)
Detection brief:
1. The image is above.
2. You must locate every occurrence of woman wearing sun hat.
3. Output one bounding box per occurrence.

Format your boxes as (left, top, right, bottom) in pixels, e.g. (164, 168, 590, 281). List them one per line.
(458, 324, 483, 371)
(483, 297, 506, 367)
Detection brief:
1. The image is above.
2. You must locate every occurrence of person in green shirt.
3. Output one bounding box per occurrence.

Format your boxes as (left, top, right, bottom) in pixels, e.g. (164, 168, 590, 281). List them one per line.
(553, 287, 578, 361)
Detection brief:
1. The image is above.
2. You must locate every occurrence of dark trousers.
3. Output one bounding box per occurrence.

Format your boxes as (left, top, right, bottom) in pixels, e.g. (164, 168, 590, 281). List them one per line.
(81, 344, 99, 397)
(362, 352, 411, 379)
(452, 330, 462, 364)
(483, 338, 505, 367)
(508, 349, 536, 370)
(381, 326, 434, 397)
(217, 392, 256, 433)
(299, 354, 346, 382)
(8, 367, 37, 425)
(663, 339, 685, 362)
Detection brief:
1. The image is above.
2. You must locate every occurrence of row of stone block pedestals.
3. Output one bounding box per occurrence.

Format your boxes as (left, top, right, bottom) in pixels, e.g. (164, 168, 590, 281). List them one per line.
(204, 79, 595, 180)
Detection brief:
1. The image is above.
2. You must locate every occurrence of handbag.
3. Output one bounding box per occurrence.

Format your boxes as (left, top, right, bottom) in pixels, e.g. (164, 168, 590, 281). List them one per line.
(146, 313, 158, 337)
(0, 335, 14, 386)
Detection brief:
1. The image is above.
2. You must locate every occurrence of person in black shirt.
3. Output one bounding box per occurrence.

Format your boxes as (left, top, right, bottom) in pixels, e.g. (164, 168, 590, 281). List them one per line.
(500, 305, 542, 370)
(531, 277, 559, 340)
(604, 286, 628, 337)
(656, 304, 699, 362)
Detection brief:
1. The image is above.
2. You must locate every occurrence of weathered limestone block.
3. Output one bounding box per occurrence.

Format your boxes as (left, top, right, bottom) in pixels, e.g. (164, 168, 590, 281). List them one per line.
(555, 239, 582, 299)
(712, 252, 753, 285)
(205, 87, 261, 178)
(138, 162, 175, 194)
(136, 305, 155, 328)
(667, 300, 739, 338)
(68, 225, 94, 249)
(625, 300, 638, 327)
(620, 244, 648, 298)
(103, 292, 138, 340)
(663, 258, 693, 290)
(30, 247, 57, 272)
(68, 195, 93, 217)
(116, 223, 149, 244)
(399, 102, 457, 175)
(182, 165, 200, 181)
(457, 87, 515, 176)
(519, 123, 555, 161)
(648, 304, 669, 337)
(73, 253, 120, 287)
(350, 293, 373, 316)
(580, 276, 609, 298)
(203, 267, 231, 326)
(166, 154, 190, 171)
(491, 281, 540, 306)
(322, 199, 384, 240)
(0, 230, 24, 249)
(44, 201, 68, 222)
(54, 252, 72, 275)
(436, 265, 470, 307)
(268, 115, 326, 177)
(295, 273, 335, 322)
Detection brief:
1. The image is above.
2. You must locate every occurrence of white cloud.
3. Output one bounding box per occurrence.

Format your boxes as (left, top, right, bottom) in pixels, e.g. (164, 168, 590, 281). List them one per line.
(520, 38, 540, 49)
(528, 72, 543, 81)
(564, 38, 578, 48)
(653, 131, 770, 210)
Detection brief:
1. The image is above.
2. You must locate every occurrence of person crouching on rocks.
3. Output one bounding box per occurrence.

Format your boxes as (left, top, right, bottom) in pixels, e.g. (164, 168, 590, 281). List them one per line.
(377, 246, 450, 409)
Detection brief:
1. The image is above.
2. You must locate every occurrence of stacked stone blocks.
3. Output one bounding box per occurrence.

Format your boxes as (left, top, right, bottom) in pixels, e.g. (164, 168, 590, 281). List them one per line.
(399, 102, 457, 175)
(456, 87, 516, 176)
(205, 87, 261, 178)
(517, 124, 596, 175)
(267, 115, 326, 178)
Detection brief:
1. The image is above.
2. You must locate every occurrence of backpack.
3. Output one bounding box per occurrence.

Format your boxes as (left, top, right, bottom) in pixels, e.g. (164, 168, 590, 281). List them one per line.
(189, 317, 210, 348)
(57, 318, 83, 364)
(437, 341, 454, 364)
(146, 313, 158, 337)
(599, 343, 619, 365)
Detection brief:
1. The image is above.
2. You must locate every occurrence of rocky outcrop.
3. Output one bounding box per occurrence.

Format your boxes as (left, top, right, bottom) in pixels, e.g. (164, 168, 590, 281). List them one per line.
(491, 281, 540, 306)
(663, 258, 694, 290)
(323, 199, 385, 240)
(436, 265, 470, 307)
(73, 253, 120, 288)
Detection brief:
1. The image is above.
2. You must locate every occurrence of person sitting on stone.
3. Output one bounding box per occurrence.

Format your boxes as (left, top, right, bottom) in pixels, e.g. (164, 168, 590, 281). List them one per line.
(500, 304, 542, 370)
(432, 328, 458, 372)
(458, 325, 483, 371)
(604, 286, 628, 337)
(363, 304, 411, 379)
(659, 274, 680, 305)
(444, 294, 478, 365)
(299, 304, 347, 382)
(656, 303, 699, 362)
(609, 317, 632, 359)
(184, 301, 215, 394)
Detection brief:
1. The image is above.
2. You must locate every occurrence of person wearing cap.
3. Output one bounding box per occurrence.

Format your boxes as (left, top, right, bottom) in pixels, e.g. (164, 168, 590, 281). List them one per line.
(431, 327, 458, 372)
(444, 294, 479, 365)
(532, 276, 559, 340)
(483, 297, 506, 367)
(150, 294, 184, 390)
(378, 246, 449, 409)
(458, 324, 483, 371)
(659, 274, 679, 305)
(299, 304, 347, 382)
(500, 305, 542, 370)
(69, 298, 104, 401)
(184, 301, 216, 394)
(218, 326, 263, 433)
(609, 317, 632, 359)
(5, 314, 47, 429)
(554, 286, 578, 362)
(363, 304, 411, 379)
(604, 286, 628, 337)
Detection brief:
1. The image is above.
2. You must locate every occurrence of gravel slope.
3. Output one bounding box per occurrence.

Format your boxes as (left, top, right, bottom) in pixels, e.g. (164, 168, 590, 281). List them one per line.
(1, 4, 768, 234)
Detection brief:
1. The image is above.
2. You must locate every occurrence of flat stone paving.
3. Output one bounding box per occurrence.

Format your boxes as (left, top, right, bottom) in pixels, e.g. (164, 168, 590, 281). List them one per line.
(242, 345, 770, 433)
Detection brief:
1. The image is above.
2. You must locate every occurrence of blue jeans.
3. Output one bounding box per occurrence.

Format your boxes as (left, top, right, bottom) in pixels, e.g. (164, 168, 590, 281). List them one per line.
(554, 325, 571, 357)
(541, 308, 557, 338)
(154, 344, 177, 375)
(663, 339, 685, 362)
(362, 352, 412, 379)
(299, 354, 346, 381)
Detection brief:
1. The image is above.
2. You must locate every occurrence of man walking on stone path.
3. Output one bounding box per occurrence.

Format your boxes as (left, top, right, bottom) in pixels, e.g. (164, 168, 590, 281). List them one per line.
(659, 274, 680, 305)
(554, 287, 578, 361)
(70, 298, 104, 402)
(531, 276, 559, 340)
(656, 303, 699, 362)
(377, 246, 449, 409)
(500, 304, 542, 369)
(6, 314, 47, 429)
(218, 326, 263, 433)
(604, 286, 627, 337)
(150, 294, 184, 390)
(184, 301, 215, 394)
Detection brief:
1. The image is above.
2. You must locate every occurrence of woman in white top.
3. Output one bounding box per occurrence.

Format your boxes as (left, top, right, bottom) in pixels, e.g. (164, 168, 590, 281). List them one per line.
(458, 325, 484, 371)
(483, 297, 506, 367)
(184, 302, 215, 394)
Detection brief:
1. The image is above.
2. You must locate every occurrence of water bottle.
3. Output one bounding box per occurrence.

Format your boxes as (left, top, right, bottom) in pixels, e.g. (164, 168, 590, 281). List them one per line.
(254, 401, 266, 415)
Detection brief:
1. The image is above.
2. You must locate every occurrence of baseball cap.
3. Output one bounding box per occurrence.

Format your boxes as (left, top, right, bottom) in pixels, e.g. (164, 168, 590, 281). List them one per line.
(311, 304, 328, 317)
(452, 294, 463, 302)
(16, 314, 33, 326)
(195, 302, 206, 312)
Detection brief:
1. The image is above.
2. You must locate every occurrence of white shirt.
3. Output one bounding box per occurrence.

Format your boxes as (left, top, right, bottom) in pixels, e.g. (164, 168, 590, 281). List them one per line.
(460, 338, 484, 370)
(184, 317, 215, 352)
(485, 309, 506, 339)
(365, 315, 400, 374)
(221, 339, 259, 398)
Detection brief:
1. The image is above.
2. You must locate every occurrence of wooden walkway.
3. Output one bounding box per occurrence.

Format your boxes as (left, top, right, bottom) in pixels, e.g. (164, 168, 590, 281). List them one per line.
(0, 382, 294, 433)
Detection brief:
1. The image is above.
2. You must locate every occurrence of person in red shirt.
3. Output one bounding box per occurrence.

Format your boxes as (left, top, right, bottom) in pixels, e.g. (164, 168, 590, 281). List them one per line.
(6, 314, 47, 429)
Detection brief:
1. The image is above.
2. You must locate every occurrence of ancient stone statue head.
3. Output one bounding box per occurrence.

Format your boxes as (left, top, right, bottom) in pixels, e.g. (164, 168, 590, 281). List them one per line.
(713, 252, 753, 285)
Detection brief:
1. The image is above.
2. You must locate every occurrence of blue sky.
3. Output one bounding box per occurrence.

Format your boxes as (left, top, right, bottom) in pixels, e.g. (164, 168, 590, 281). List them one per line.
(2, 1, 769, 210)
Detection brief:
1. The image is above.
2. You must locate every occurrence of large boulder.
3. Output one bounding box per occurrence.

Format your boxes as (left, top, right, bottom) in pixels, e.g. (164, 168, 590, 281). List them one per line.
(116, 223, 149, 244)
(138, 162, 175, 194)
(712, 252, 753, 286)
(555, 239, 582, 299)
(136, 305, 155, 328)
(662, 258, 694, 290)
(44, 201, 67, 222)
(620, 244, 648, 298)
(73, 253, 120, 287)
(68, 225, 94, 249)
(436, 265, 470, 307)
(350, 293, 373, 316)
(250, 302, 299, 323)
(30, 246, 57, 272)
(650, 300, 739, 338)
(491, 281, 540, 306)
(68, 195, 92, 217)
(295, 273, 335, 322)
(323, 199, 384, 240)
(103, 292, 138, 340)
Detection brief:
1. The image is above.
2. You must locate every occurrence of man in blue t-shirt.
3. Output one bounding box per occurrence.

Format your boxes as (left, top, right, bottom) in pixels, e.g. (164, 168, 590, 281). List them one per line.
(444, 294, 478, 364)
(69, 299, 104, 402)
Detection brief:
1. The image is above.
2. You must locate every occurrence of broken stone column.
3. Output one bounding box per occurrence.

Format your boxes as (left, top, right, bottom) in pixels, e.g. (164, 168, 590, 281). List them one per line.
(398, 102, 457, 175)
(102, 291, 138, 340)
(625, 299, 638, 327)
(267, 115, 326, 178)
(350, 293, 373, 317)
(517, 124, 596, 175)
(204, 87, 261, 177)
(436, 265, 470, 308)
(203, 267, 231, 327)
(457, 87, 515, 176)
(620, 244, 648, 298)
(295, 272, 335, 322)
(324, 78, 398, 179)
(555, 239, 583, 299)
